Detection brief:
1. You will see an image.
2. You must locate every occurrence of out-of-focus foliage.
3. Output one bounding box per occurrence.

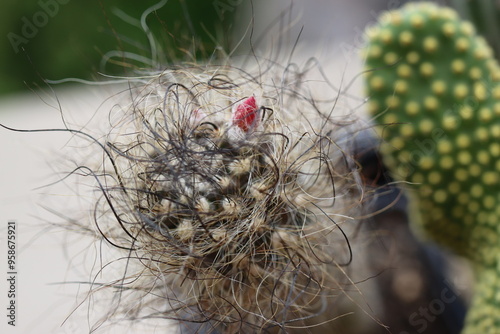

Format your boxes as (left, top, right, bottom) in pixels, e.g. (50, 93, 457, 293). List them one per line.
(1, 0, 238, 96)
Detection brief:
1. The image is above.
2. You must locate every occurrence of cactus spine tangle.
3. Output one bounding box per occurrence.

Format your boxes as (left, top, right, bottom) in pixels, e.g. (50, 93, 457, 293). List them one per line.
(68, 62, 364, 333)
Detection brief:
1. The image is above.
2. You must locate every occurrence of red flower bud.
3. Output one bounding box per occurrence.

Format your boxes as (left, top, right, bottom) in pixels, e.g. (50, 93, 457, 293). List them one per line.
(231, 96, 259, 132)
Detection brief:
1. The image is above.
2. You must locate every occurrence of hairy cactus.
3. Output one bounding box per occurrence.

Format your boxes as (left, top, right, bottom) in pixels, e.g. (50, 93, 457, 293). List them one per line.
(58, 61, 366, 333)
(364, 2, 500, 333)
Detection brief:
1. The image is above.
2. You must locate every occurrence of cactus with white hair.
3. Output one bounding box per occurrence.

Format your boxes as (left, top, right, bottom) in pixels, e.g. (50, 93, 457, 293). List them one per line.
(62, 59, 366, 333)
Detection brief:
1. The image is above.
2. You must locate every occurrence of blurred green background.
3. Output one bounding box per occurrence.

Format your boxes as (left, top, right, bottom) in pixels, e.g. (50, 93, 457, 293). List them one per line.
(1, 0, 239, 96)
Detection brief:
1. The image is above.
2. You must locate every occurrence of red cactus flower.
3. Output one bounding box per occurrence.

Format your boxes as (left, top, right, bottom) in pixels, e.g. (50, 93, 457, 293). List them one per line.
(231, 96, 259, 132)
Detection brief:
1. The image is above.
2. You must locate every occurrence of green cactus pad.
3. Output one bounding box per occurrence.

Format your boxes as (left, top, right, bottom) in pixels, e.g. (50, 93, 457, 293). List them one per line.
(363, 2, 500, 333)
(364, 2, 500, 262)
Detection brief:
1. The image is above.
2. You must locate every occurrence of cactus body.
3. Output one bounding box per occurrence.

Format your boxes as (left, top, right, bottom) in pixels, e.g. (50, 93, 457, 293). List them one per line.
(65, 62, 364, 333)
(364, 2, 500, 332)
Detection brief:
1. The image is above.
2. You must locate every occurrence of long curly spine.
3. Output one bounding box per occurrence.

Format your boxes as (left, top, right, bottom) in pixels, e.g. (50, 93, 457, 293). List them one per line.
(364, 2, 500, 332)
(72, 61, 364, 333)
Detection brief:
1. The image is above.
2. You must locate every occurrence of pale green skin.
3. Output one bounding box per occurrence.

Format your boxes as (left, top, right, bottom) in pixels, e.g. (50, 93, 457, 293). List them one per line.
(364, 2, 500, 332)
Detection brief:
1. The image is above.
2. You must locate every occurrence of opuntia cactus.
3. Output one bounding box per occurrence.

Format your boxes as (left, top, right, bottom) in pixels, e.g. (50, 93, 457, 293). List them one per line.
(364, 2, 500, 333)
